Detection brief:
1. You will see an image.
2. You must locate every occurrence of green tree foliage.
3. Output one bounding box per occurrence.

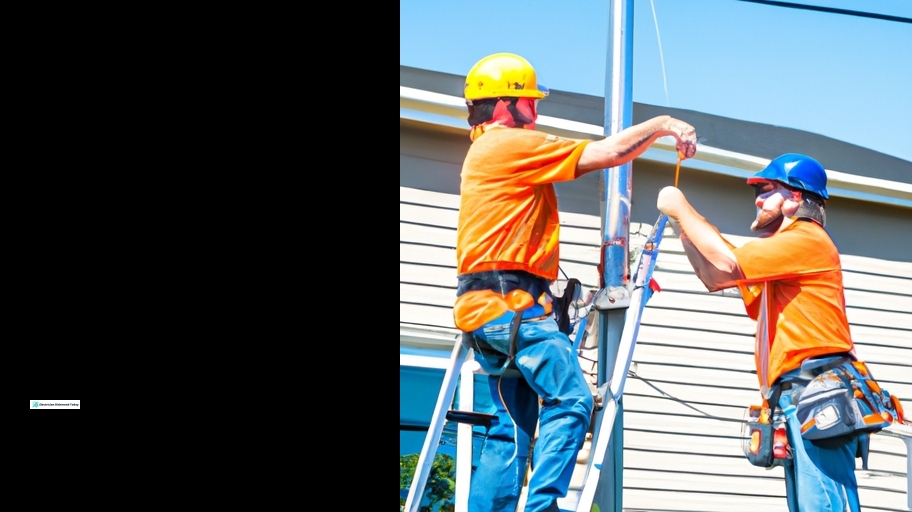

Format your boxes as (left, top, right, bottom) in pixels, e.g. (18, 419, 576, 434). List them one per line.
(400, 453, 456, 512)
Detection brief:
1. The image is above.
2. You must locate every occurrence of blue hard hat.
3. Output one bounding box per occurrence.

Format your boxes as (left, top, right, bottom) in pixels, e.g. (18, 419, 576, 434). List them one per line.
(747, 153, 829, 199)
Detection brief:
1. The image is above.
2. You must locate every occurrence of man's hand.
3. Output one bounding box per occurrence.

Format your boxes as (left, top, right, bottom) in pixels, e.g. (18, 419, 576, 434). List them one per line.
(576, 116, 698, 174)
(657, 186, 689, 220)
(664, 118, 697, 158)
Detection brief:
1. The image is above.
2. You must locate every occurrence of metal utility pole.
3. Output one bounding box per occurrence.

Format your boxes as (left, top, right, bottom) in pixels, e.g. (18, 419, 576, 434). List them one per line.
(592, 1, 634, 511)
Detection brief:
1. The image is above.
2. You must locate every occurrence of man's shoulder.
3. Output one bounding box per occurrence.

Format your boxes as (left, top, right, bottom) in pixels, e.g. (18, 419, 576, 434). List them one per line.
(769, 221, 839, 257)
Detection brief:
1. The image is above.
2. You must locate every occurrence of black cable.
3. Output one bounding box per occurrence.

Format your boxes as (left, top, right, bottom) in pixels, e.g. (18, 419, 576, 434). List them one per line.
(738, 0, 912, 23)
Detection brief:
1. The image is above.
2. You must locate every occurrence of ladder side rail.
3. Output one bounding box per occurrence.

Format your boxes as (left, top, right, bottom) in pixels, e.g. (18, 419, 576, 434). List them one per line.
(405, 340, 469, 512)
(571, 314, 590, 352)
(574, 215, 668, 512)
(455, 351, 476, 512)
(608, 216, 666, 400)
(576, 395, 619, 510)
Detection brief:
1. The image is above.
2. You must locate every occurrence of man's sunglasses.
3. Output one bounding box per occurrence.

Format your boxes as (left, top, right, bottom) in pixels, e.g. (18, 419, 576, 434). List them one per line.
(751, 182, 778, 198)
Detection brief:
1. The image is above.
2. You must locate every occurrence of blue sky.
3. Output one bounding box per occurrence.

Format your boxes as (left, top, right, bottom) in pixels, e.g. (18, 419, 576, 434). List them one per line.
(401, 0, 912, 163)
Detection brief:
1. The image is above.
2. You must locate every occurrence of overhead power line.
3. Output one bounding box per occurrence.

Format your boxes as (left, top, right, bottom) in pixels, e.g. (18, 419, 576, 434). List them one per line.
(738, 0, 912, 23)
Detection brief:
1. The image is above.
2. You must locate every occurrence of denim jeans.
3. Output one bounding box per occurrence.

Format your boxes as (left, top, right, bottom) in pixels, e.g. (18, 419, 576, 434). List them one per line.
(778, 386, 860, 512)
(468, 316, 593, 512)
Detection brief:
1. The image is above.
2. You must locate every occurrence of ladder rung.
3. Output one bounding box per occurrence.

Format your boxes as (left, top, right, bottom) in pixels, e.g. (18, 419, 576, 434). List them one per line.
(446, 410, 496, 428)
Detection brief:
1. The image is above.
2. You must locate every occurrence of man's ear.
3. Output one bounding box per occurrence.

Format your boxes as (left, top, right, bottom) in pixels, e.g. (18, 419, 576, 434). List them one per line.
(781, 189, 802, 216)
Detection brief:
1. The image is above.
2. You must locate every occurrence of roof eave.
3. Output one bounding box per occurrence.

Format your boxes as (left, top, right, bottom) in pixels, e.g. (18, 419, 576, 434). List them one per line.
(400, 86, 912, 208)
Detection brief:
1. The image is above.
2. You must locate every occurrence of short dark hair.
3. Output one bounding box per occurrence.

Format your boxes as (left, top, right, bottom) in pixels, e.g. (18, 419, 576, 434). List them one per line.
(802, 190, 826, 206)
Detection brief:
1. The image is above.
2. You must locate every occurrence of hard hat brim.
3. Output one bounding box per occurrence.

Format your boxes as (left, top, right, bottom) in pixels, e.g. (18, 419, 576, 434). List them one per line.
(464, 87, 548, 101)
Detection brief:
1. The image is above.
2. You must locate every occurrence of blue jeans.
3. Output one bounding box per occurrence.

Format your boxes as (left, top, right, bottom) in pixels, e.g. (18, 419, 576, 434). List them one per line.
(468, 316, 593, 512)
(778, 386, 860, 512)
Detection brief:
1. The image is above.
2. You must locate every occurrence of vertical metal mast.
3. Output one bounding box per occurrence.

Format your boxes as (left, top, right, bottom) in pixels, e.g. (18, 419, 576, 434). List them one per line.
(593, 1, 634, 511)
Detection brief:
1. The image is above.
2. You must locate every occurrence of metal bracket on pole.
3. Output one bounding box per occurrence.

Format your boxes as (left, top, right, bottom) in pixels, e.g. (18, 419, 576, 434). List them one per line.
(593, 286, 631, 310)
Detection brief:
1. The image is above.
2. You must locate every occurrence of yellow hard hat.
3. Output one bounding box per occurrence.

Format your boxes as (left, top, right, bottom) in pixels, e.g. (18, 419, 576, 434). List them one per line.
(464, 53, 549, 101)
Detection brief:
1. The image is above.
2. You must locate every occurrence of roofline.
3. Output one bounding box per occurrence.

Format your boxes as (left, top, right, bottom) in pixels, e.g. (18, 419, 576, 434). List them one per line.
(401, 86, 912, 208)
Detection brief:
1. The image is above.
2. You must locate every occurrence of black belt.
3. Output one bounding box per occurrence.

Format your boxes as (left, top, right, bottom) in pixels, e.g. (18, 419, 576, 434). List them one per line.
(456, 270, 551, 299)
(772, 353, 852, 400)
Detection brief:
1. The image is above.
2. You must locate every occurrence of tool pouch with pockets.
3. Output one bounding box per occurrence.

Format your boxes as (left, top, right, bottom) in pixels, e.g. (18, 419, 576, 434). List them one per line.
(742, 405, 782, 468)
(795, 360, 904, 468)
(796, 360, 903, 440)
(743, 418, 774, 467)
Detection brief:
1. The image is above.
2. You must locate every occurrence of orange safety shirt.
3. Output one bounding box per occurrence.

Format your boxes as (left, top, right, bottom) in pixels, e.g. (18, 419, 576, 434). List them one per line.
(456, 128, 589, 281)
(733, 221, 854, 386)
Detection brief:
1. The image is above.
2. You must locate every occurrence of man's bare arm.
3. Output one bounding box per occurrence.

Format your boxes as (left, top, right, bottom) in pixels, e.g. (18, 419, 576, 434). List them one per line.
(658, 187, 743, 291)
(576, 115, 697, 175)
(679, 234, 743, 291)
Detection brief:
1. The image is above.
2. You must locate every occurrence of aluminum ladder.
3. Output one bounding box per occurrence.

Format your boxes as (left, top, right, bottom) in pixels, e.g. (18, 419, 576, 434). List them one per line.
(405, 216, 669, 512)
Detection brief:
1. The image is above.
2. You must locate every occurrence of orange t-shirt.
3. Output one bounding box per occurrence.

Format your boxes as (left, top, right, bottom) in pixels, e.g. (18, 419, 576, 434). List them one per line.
(732, 221, 854, 386)
(456, 128, 589, 280)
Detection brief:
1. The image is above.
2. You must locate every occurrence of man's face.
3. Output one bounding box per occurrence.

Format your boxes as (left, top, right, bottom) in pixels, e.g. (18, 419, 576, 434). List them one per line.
(749, 180, 792, 232)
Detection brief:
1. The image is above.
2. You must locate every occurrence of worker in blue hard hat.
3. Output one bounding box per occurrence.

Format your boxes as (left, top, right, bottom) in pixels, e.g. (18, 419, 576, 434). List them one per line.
(655, 153, 900, 512)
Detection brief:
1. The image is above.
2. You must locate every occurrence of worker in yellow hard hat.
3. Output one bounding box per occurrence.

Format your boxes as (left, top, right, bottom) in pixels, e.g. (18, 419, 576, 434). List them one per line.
(463, 53, 548, 140)
(454, 52, 698, 512)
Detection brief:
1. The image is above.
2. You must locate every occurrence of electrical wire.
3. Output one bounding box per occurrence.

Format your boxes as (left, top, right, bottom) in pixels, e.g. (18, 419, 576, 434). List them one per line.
(737, 0, 912, 23)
